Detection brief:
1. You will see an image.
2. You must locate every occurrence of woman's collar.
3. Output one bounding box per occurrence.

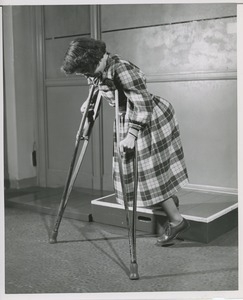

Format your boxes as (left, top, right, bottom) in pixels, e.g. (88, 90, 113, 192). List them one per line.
(104, 53, 112, 72)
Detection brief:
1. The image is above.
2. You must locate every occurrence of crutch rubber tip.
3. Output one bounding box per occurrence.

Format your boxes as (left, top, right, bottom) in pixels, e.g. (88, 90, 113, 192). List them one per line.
(129, 262, 139, 280)
(49, 231, 58, 244)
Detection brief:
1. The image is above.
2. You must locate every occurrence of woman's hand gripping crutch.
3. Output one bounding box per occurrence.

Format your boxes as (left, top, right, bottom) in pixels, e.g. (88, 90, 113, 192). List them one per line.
(115, 90, 139, 280)
(49, 83, 101, 244)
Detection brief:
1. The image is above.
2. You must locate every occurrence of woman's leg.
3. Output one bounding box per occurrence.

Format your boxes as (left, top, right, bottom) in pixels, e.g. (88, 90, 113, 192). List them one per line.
(160, 198, 183, 226)
(156, 197, 190, 245)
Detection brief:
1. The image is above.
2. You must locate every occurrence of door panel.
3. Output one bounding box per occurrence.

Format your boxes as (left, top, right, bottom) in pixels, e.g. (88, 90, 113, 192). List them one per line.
(46, 85, 95, 188)
(44, 5, 90, 39)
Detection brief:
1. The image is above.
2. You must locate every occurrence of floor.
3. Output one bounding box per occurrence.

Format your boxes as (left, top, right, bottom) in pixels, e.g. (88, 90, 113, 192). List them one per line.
(4, 187, 239, 298)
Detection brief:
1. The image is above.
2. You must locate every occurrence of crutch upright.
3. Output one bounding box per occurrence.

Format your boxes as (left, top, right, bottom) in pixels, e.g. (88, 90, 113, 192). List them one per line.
(49, 83, 102, 244)
(115, 90, 139, 280)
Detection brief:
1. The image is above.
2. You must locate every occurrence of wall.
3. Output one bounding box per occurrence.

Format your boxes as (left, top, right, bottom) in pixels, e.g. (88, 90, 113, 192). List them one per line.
(3, 4, 237, 193)
(101, 3, 237, 192)
(3, 6, 38, 188)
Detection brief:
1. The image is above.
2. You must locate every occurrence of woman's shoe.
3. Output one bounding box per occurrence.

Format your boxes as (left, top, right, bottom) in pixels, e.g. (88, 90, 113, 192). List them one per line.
(156, 218, 190, 246)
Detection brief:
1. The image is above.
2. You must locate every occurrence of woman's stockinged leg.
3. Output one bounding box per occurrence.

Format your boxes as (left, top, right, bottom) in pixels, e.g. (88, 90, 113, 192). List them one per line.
(160, 198, 183, 226)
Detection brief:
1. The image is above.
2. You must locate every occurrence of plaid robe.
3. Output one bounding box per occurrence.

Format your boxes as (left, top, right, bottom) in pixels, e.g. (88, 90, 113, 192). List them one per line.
(92, 54, 188, 207)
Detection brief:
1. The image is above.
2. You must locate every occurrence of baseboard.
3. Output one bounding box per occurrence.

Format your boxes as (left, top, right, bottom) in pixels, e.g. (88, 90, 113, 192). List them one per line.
(8, 177, 37, 189)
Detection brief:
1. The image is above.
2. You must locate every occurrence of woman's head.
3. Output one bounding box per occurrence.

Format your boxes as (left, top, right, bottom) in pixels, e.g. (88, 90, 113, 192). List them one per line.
(61, 37, 106, 76)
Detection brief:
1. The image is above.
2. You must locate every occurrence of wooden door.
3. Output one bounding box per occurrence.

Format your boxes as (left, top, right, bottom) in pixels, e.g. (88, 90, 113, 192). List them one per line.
(36, 5, 114, 191)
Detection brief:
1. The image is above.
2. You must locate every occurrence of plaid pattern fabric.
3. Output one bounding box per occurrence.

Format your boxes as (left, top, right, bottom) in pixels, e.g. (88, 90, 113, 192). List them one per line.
(95, 54, 188, 207)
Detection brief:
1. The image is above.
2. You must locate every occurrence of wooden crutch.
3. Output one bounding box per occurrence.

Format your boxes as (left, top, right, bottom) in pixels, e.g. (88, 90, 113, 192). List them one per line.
(49, 84, 102, 244)
(115, 90, 139, 280)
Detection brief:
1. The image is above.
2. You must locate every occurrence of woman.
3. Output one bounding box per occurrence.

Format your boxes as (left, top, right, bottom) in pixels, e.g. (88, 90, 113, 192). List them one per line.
(61, 37, 190, 245)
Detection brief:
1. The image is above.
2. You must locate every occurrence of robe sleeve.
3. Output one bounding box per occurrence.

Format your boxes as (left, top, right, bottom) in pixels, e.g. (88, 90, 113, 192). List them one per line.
(114, 62, 153, 132)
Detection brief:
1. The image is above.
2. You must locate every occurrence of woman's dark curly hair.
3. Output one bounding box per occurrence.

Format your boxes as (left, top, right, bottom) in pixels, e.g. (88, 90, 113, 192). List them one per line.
(61, 37, 106, 75)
